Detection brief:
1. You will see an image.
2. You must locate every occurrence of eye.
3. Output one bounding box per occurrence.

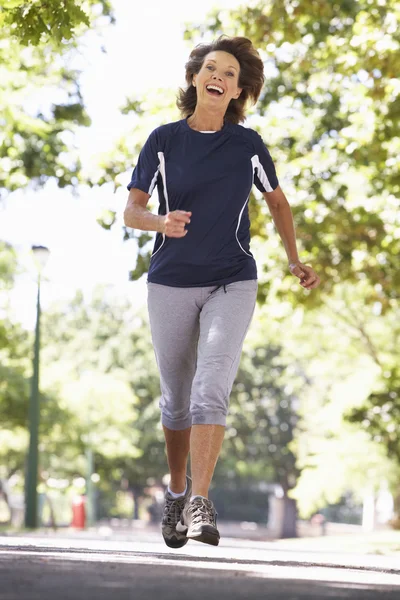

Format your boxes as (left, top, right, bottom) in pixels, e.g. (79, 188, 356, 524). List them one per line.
(206, 65, 214, 70)
(226, 71, 234, 77)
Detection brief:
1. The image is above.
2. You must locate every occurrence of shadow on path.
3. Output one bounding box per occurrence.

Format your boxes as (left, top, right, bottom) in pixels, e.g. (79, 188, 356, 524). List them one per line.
(1, 548, 400, 600)
(3, 544, 400, 575)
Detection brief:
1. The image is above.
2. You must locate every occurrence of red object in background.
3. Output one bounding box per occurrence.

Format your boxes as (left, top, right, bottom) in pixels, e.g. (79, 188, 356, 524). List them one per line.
(71, 495, 86, 529)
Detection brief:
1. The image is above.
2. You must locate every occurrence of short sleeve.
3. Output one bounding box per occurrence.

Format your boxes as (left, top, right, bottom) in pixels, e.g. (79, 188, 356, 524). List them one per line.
(252, 132, 279, 193)
(127, 129, 160, 194)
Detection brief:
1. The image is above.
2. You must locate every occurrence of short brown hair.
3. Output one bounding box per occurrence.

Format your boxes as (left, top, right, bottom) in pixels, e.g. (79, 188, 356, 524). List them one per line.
(177, 36, 265, 125)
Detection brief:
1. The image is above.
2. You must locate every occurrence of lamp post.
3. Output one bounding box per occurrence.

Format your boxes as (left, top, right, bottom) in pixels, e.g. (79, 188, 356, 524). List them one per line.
(25, 245, 50, 529)
(86, 446, 95, 527)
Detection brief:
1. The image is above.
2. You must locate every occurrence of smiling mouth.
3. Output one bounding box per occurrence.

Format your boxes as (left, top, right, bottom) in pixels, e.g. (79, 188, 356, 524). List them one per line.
(206, 84, 224, 96)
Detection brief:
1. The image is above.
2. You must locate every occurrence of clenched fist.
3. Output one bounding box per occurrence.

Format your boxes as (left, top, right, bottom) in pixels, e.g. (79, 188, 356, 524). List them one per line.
(289, 261, 320, 290)
(159, 210, 192, 238)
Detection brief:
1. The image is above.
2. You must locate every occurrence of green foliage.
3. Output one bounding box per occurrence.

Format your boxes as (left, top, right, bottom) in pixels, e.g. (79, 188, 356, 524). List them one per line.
(2, 1, 88, 45)
(219, 345, 302, 494)
(0, 241, 18, 289)
(0, 428, 29, 481)
(0, 364, 29, 430)
(96, 209, 117, 230)
(128, 248, 152, 282)
(0, 1, 114, 47)
(182, 0, 400, 307)
(39, 287, 167, 489)
(87, 91, 180, 192)
(321, 282, 400, 482)
(271, 281, 400, 517)
(0, 243, 31, 442)
(0, 0, 113, 197)
(347, 368, 400, 465)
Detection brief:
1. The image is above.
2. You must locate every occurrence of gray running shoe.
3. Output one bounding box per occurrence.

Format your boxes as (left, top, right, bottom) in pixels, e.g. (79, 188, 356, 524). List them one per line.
(176, 496, 220, 546)
(162, 476, 192, 549)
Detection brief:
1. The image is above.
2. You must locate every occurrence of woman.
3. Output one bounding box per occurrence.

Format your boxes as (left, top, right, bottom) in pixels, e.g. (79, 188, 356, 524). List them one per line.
(124, 36, 320, 548)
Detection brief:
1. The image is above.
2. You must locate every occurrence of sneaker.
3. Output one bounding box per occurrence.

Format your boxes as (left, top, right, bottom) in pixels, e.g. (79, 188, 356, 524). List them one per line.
(162, 476, 192, 549)
(176, 496, 220, 546)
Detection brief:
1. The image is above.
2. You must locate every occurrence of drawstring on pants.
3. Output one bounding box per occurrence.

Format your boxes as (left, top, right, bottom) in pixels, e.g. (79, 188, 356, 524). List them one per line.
(211, 284, 228, 295)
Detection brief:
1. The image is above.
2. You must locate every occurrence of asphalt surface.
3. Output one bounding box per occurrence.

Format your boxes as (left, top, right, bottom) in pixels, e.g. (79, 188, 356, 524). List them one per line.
(1, 534, 400, 600)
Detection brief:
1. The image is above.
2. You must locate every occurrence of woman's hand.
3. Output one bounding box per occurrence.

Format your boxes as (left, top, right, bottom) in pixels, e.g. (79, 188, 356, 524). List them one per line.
(289, 261, 320, 290)
(160, 211, 192, 238)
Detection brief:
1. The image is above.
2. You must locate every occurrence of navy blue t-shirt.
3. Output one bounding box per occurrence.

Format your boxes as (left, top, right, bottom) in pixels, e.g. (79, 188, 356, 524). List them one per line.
(127, 118, 279, 287)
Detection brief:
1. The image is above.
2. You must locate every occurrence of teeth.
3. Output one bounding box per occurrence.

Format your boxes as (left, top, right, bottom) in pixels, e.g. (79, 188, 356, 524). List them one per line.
(207, 85, 223, 94)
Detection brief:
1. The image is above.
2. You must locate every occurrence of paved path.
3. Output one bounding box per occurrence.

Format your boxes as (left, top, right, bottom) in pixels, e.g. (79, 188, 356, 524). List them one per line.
(1, 534, 400, 599)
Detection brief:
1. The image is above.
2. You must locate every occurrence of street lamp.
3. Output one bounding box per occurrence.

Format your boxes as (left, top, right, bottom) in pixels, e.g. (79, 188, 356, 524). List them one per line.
(25, 245, 50, 529)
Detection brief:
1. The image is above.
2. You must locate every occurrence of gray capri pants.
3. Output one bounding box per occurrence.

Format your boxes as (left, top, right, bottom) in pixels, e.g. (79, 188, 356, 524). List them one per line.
(147, 279, 258, 430)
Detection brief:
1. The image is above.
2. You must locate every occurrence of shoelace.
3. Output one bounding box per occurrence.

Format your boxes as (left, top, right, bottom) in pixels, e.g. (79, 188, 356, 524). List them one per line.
(163, 495, 187, 526)
(188, 498, 216, 526)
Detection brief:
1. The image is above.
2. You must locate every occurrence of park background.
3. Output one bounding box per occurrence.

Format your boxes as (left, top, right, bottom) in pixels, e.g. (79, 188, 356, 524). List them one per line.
(0, 0, 399, 543)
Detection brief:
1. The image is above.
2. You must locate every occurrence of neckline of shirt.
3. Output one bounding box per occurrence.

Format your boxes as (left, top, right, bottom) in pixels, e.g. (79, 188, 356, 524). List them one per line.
(183, 117, 229, 136)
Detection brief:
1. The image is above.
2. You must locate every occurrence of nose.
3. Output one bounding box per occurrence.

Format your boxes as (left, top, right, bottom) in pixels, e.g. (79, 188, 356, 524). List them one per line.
(212, 72, 223, 81)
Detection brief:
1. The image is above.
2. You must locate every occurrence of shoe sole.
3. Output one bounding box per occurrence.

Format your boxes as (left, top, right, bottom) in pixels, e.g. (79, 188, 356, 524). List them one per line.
(162, 534, 189, 549)
(187, 525, 220, 546)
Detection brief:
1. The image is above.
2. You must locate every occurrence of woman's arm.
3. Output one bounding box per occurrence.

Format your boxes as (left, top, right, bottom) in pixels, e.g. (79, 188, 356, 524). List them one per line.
(262, 186, 320, 290)
(124, 188, 163, 232)
(124, 188, 191, 238)
(262, 185, 299, 264)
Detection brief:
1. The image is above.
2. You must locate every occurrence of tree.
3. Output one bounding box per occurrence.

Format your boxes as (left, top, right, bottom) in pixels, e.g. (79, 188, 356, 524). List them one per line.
(0, 242, 30, 440)
(0, 0, 114, 199)
(0, 0, 113, 47)
(339, 286, 400, 508)
(217, 343, 303, 537)
(348, 369, 400, 466)
(265, 280, 400, 518)
(0, 242, 73, 518)
(181, 0, 400, 307)
(39, 287, 167, 495)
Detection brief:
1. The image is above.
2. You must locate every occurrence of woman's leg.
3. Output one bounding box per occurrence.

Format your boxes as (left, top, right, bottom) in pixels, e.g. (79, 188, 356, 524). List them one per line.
(162, 425, 191, 493)
(147, 283, 200, 490)
(190, 280, 258, 497)
(189, 424, 225, 498)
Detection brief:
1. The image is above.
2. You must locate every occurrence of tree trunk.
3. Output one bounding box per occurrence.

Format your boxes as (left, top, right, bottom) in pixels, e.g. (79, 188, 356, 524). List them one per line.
(0, 479, 12, 525)
(280, 494, 297, 538)
(132, 487, 141, 521)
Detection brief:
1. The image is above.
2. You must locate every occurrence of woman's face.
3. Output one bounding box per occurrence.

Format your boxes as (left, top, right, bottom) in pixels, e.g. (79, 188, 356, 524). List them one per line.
(192, 51, 242, 112)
